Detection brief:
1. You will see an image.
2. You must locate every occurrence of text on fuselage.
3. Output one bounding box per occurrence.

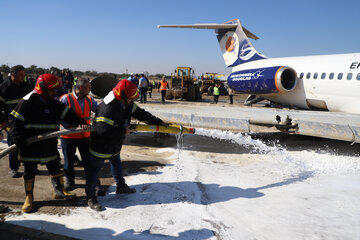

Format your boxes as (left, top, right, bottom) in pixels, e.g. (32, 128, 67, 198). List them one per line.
(350, 62, 360, 69)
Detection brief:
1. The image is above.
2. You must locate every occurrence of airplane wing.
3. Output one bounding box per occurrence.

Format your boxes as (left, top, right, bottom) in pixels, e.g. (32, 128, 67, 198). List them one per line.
(145, 105, 360, 144)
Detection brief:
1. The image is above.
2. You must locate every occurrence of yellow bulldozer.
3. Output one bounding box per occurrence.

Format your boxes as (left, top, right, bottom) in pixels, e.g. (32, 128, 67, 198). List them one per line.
(166, 66, 201, 101)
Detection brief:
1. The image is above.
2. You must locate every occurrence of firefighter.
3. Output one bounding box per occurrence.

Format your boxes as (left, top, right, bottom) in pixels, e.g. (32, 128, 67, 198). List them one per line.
(9, 74, 89, 213)
(158, 76, 169, 103)
(0, 65, 33, 178)
(86, 79, 167, 211)
(59, 78, 98, 191)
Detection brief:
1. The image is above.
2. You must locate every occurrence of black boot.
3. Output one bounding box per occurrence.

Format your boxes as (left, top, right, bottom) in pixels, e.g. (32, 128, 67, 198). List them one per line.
(51, 174, 76, 200)
(116, 179, 136, 194)
(87, 196, 102, 211)
(64, 178, 75, 191)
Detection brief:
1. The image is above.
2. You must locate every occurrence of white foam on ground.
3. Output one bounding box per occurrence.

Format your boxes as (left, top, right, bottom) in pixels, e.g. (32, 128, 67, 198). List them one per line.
(195, 128, 283, 154)
(196, 128, 360, 176)
(5, 131, 360, 239)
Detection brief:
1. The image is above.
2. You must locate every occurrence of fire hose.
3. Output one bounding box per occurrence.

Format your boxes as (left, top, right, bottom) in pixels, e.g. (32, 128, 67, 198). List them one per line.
(0, 124, 195, 159)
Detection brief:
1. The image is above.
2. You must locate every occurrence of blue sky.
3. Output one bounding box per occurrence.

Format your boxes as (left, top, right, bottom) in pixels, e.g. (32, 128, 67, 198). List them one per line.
(1, 0, 359, 75)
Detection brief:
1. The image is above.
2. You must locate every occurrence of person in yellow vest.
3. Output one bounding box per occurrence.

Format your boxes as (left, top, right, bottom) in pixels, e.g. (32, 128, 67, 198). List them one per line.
(73, 76, 78, 87)
(213, 83, 220, 104)
(158, 76, 169, 103)
(60, 78, 99, 191)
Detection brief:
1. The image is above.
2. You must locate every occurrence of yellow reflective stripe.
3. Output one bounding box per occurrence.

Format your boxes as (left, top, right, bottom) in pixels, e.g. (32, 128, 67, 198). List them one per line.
(0, 96, 5, 103)
(89, 148, 118, 159)
(61, 106, 70, 119)
(95, 117, 114, 126)
(131, 103, 138, 114)
(19, 155, 58, 163)
(130, 89, 139, 99)
(5, 99, 21, 105)
(10, 110, 25, 121)
(24, 124, 59, 129)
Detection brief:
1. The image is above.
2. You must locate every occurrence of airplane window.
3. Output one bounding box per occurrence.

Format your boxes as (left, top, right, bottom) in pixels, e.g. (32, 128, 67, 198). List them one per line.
(329, 73, 334, 80)
(321, 73, 326, 79)
(299, 72, 304, 79)
(347, 73, 353, 80)
(306, 72, 311, 79)
(338, 73, 343, 80)
(313, 73, 318, 79)
(357, 73, 360, 80)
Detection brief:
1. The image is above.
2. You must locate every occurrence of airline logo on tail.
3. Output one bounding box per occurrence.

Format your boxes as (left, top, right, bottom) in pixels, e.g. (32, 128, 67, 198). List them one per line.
(220, 32, 258, 65)
(220, 31, 239, 65)
(225, 36, 235, 52)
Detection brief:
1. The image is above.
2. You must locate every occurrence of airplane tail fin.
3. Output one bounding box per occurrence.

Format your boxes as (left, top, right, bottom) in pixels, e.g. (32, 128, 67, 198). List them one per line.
(158, 19, 267, 67)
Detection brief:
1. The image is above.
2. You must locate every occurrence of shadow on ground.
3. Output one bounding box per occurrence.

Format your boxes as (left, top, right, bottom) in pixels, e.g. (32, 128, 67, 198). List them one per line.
(2, 220, 214, 240)
(101, 171, 312, 209)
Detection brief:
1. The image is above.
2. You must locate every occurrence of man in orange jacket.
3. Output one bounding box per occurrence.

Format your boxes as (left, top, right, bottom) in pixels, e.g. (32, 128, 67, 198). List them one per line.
(60, 78, 99, 191)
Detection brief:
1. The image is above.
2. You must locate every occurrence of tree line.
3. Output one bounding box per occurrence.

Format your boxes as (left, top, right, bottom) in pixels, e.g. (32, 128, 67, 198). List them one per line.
(0, 64, 166, 79)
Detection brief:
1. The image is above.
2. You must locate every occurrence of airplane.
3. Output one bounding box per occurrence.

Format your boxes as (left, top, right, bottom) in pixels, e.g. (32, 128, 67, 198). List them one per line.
(152, 19, 360, 144)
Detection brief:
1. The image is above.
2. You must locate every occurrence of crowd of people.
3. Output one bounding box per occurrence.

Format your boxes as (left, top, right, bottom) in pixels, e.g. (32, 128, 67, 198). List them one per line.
(1, 65, 168, 212)
(127, 73, 164, 103)
(0, 70, 76, 96)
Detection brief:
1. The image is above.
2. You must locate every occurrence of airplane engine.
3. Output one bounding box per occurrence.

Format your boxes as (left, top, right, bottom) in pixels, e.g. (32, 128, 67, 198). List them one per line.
(227, 66, 297, 94)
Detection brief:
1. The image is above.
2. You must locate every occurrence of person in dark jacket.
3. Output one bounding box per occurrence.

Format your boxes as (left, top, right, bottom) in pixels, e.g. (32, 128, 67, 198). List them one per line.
(9, 74, 88, 213)
(132, 74, 139, 87)
(0, 65, 33, 178)
(27, 75, 36, 89)
(86, 79, 166, 211)
(63, 71, 74, 93)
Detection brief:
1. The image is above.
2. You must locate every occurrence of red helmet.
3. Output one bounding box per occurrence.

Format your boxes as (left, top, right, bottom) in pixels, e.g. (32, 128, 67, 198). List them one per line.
(34, 74, 62, 94)
(113, 79, 139, 100)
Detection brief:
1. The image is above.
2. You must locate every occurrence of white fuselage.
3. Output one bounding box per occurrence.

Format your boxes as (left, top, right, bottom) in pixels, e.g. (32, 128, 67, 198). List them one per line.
(232, 53, 360, 113)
